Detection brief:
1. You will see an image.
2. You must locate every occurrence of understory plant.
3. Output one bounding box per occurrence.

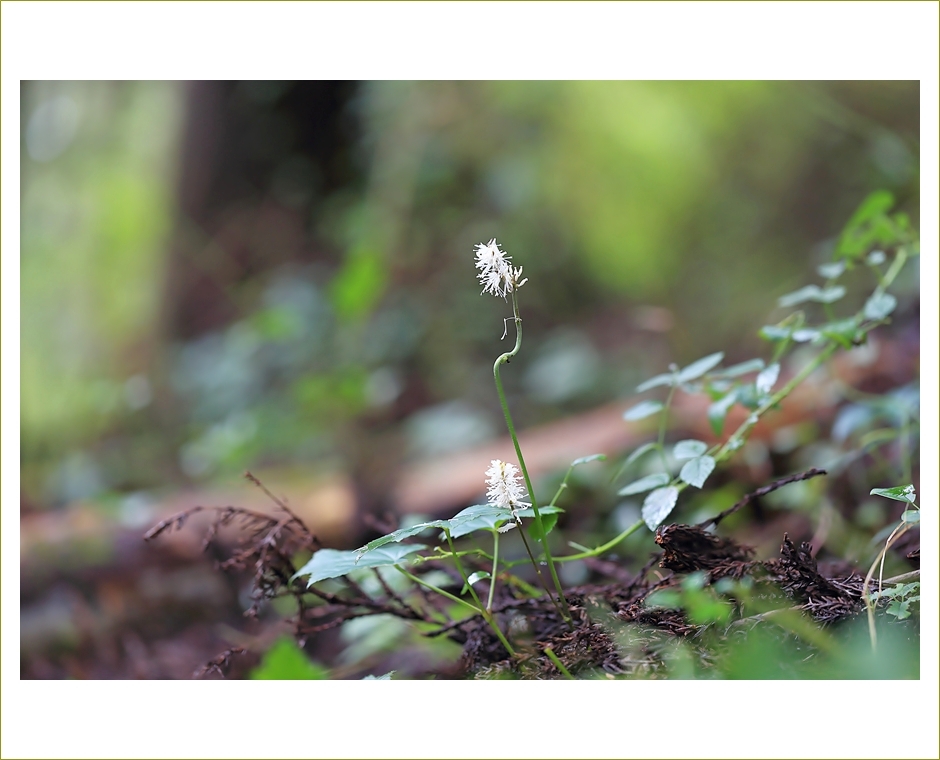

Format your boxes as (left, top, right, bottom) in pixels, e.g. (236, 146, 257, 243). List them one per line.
(284, 190, 919, 671)
(147, 191, 919, 678)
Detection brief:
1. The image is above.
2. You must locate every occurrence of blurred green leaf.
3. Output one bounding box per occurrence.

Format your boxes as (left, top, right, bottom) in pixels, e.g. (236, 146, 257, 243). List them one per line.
(863, 292, 897, 321)
(636, 372, 674, 392)
(677, 352, 724, 383)
(619, 472, 670, 496)
(571, 453, 607, 466)
(708, 389, 737, 436)
(836, 190, 896, 260)
(710, 358, 764, 378)
(624, 400, 664, 421)
(673, 440, 708, 459)
(249, 637, 329, 680)
(778, 284, 846, 308)
(755, 363, 780, 395)
(330, 247, 387, 322)
(817, 261, 846, 279)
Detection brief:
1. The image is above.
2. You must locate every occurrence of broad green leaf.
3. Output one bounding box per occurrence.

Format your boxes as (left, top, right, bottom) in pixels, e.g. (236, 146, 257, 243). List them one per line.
(708, 390, 738, 436)
(673, 439, 707, 459)
(817, 262, 846, 279)
(249, 638, 330, 680)
(901, 510, 920, 524)
(870, 484, 916, 504)
(711, 358, 764, 378)
(755, 363, 780, 395)
(528, 511, 561, 543)
(677, 352, 724, 383)
(679, 455, 716, 489)
(636, 372, 674, 392)
(294, 544, 427, 586)
(358, 521, 451, 555)
(863, 292, 897, 321)
(624, 400, 664, 421)
(642, 486, 679, 531)
(887, 600, 911, 620)
(571, 453, 607, 466)
(445, 503, 515, 538)
(619, 472, 670, 496)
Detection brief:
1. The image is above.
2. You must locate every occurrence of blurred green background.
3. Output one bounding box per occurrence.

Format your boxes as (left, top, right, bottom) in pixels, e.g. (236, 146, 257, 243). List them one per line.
(21, 80, 919, 509)
(19, 81, 920, 679)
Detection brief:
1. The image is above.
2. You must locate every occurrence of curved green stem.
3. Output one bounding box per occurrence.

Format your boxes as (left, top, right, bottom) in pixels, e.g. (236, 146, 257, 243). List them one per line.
(395, 565, 516, 657)
(444, 529, 485, 611)
(493, 291, 571, 623)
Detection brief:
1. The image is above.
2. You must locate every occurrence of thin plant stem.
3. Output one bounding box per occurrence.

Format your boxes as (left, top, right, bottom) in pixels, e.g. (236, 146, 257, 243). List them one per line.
(487, 529, 500, 612)
(394, 565, 516, 657)
(657, 381, 677, 471)
(444, 530, 485, 611)
(543, 646, 575, 679)
(493, 290, 571, 623)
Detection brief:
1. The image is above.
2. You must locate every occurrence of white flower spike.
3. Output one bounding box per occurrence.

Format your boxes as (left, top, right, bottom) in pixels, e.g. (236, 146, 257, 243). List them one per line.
(474, 238, 527, 298)
(485, 459, 530, 515)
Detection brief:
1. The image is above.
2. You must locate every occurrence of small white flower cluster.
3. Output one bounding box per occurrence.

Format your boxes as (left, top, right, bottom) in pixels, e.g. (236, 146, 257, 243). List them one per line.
(474, 238, 527, 298)
(485, 459, 530, 531)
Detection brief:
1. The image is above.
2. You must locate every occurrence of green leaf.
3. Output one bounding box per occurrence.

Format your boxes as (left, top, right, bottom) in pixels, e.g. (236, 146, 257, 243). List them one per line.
(817, 262, 846, 279)
(778, 285, 846, 308)
(863, 292, 897, 321)
(755, 363, 780, 396)
(445, 504, 515, 538)
(870, 484, 916, 504)
(710, 358, 764, 378)
(677, 352, 724, 383)
(571, 453, 607, 466)
(294, 544, 427, 586)
(528, 511, 561, 543)
(901, 510, 920, 524)
(836, 190, 896, 260)
(866, 250, 886, 266)
(887, 600, 911, 620)
(624, 400, 664, 421)
(642, 486, 679, 530)
(625, 442, 659, 468)
(645, 589, 681, 609)
(618, 472, 670, 496)
(636, 372, 675, 392)
(613, 441, 660, 483)
(462, 571, 491, 594)
(673, 439, 708, 459)
(249, 638, 329, 680)
(708, 389, 738, 436)
(679, 456, 716, 489)
(819, 318, 861, 349)
(357, 520, 450, 555)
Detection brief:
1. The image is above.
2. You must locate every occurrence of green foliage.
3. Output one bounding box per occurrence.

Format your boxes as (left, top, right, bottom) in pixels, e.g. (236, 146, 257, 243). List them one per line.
(870, 484, 916, 505)
(249, 638, 330, 680)
(293, 544, 427, 586)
